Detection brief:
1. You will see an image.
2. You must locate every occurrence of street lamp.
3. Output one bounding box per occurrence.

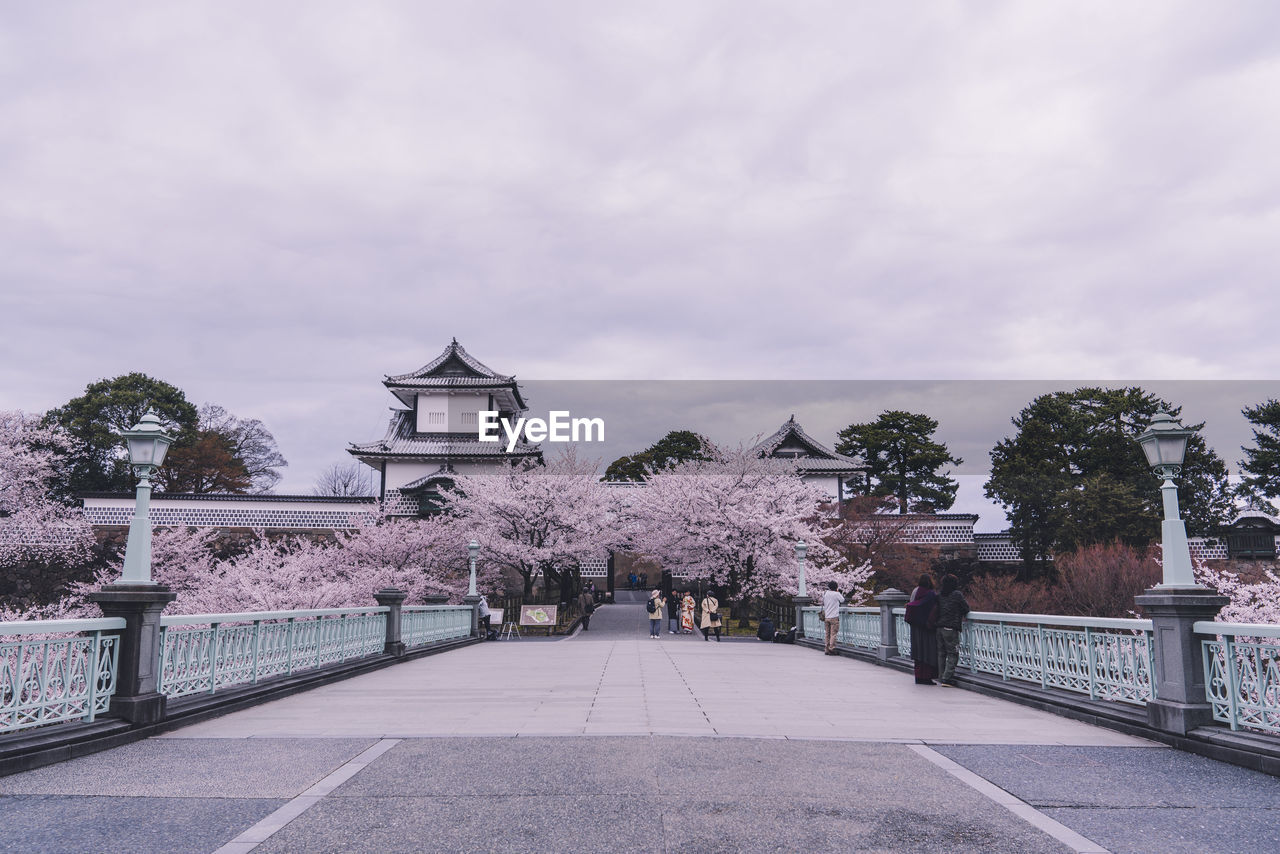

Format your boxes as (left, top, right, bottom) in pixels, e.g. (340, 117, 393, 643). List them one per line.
(795, 539, 808, 598)
(119, 410, 174, 584)
(1136, 411, 1196, 587)
(467, 539, 480, 597)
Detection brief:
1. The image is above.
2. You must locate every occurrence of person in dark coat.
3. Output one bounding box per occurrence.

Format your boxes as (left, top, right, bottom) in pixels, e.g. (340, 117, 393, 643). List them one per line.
(757, 616, 776, 642)
(906, 574, 940, 685)
(577, 589, 595, 631)
(667, 589, 681, 634)
(935, 574, 970, 686)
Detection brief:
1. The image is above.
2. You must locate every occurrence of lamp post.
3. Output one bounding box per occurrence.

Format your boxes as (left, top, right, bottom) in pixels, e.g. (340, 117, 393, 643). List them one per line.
(792, 539, 812, 636)
(88, 409, 177, 724)
(119, 411, 174, 584)
(467, 539, 480, 597)
(794, 539, 808, 598)
(1135, 411, 1195, 587)
(1132, 410, 1228, 735)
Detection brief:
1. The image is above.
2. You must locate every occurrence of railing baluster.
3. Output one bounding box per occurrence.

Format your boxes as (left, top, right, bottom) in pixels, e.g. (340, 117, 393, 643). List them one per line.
(86, 631, 101, 723)
(1223, 637, 1240, 732)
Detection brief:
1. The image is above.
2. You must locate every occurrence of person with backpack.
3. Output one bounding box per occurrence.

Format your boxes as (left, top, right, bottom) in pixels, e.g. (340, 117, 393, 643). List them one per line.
(647, 589, 665, 638)
(935, 574, 970, 686)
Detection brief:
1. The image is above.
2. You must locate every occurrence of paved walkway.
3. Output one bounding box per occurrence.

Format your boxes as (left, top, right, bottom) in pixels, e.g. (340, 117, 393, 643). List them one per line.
(2, 603, 1279, 853)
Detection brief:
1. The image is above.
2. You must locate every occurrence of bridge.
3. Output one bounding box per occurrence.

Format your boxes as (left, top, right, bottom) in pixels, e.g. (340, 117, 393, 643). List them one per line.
(3, 596, 1280, 853)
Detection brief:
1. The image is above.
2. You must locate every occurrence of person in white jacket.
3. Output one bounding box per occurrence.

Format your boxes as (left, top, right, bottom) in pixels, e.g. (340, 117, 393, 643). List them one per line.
(821, 581, 845, 655)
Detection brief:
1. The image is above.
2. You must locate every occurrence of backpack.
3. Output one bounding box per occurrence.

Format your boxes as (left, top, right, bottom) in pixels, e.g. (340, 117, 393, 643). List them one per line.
(646, 598, 657, 614)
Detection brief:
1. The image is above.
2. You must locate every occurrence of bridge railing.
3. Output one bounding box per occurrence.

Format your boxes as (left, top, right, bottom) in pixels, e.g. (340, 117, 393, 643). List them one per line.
(1, 618, 125, 732)
(955, 611, 1155, 705)
(803, 605, 1156, 706)
(158, 607, 389, 698)
(402, 605, 472, 649)
(1197, 621, 1280, 734)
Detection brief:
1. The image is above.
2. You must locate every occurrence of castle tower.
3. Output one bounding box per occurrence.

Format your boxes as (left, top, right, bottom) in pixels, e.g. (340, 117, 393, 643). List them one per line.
(348, 339, 540, 515)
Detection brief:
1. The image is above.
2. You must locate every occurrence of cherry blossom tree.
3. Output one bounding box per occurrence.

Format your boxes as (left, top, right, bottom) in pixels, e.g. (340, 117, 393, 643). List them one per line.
(1194, 557, 1280, 626)
(625, 443, 872, 603)
(447, 449, 622, 598)
(0, 411, 95, 611)
(336, 511, 502, 601)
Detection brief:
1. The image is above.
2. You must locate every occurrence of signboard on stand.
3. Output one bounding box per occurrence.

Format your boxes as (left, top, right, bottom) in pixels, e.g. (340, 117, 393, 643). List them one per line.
(519, 605, 558, 627)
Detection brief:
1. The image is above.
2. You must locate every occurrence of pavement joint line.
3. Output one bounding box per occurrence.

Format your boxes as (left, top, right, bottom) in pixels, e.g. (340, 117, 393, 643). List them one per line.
(211, 738, 401, 853)
(906, 744, 1112, 854)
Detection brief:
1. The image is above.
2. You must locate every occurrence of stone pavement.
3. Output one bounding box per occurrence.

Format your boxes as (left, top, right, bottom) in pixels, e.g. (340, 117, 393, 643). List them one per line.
(2, 602, 1278, 853)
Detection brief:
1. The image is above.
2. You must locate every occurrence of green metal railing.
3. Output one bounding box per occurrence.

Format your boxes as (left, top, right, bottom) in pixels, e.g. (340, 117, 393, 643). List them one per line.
(402, 605, 472, 648)
(1, 618, 124, 733)
(158, 607, 389, 698)
(959, 611, 1155, 705)
(805, 606, 1156, 706)
(1198, 621, 1280, 734)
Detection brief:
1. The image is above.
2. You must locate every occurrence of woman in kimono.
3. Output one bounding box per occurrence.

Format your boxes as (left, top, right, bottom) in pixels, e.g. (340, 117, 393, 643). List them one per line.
(680, 591, 696, 634)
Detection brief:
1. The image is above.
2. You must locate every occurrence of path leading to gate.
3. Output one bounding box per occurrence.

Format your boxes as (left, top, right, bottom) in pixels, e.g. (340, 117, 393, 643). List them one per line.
(3, 603, 1279, 853)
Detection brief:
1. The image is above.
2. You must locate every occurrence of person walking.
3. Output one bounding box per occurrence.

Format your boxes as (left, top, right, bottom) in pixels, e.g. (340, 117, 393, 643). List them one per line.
(667, 589, 681, 634)
(935, 574, 969, 686)
(700, 590, 723, 641)
(578, 588, 595, 632)
(821, 581, 845, 655)
(680, 590, 696, 634)
(478, 593, 492, 640)
(905, 574, 940, 684)
(647, 589, 665, 638)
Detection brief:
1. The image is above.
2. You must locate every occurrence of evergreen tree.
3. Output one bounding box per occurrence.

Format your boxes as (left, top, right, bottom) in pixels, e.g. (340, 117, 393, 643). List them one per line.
(985, 387, 1232, 577)
(835, 410, 961, 513)
(604, 429, 710, 481)
(43, 373, 199, 496)
(1238, 399, 1280, 514)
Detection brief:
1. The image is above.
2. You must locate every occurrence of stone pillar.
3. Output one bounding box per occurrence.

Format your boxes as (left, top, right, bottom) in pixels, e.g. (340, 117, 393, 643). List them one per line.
(89, 584, 176, 725)
(792, 596, 813, 638)
(875, 588, 910, 663)
(463, 593, 481, 638)
(1133, 587, 1228, 735)
(373, 588, 407, 658)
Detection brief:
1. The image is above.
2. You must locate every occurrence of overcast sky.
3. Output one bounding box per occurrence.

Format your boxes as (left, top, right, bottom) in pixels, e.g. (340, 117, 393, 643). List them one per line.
(2, 2, 1278, 528)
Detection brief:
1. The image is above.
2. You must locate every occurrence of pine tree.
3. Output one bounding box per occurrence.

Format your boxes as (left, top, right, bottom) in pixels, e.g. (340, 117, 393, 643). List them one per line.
(1238, 399, 1280, 514)
(835, 411, 961, 513)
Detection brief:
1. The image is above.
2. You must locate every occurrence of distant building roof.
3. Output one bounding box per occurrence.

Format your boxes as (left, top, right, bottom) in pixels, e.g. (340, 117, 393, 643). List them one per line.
(383, 338, 527, 410)
(754, 415, 866, 477)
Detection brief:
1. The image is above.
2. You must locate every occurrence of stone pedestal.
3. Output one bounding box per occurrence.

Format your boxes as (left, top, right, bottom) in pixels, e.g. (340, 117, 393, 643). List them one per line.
(1134, 586, 1228, 735)
(463, 593, 482, 638)
(875, 588, 910, 663)
(373, 588, 407, 657)
(792, 596, 813, 638)
(89, 584, 176, 725)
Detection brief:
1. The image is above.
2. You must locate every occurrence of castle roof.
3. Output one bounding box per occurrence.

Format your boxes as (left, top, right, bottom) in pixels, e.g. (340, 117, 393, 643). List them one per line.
(754, 415, 866, 477)
(348, 410, 541, 463)
(383, 338, 527, 411)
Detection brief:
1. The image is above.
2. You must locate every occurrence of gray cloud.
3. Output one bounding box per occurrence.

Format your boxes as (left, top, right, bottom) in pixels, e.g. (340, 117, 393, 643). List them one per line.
(2, 1, 1279, 517)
